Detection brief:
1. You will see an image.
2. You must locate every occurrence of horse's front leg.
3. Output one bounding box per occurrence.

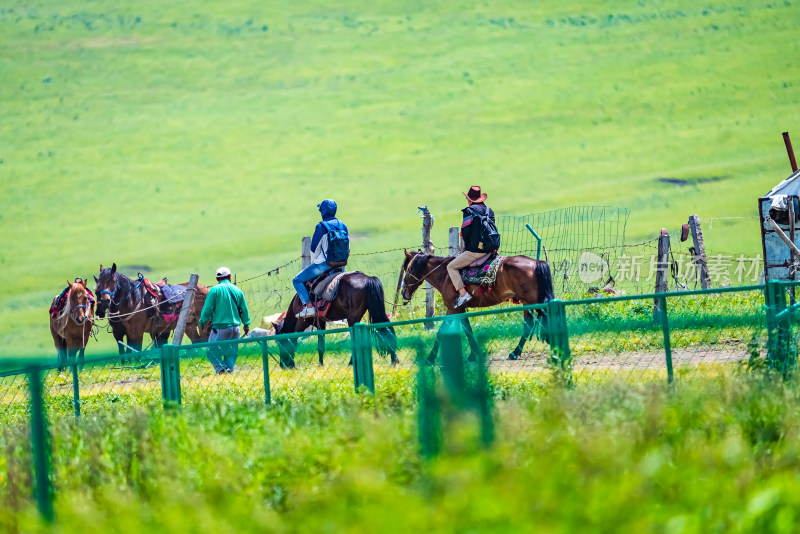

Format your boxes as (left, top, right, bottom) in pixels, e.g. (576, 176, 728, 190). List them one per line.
(461, 317, 484, 362)
(317, 322, 327, 367)
(509, 310, 536, 360)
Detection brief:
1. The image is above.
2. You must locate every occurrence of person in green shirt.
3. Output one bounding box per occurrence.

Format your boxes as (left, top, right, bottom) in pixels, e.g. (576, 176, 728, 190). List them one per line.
(199, 266, 251, 374)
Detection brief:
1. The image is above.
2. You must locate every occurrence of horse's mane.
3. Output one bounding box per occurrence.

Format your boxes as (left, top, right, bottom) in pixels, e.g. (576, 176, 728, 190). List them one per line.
(54, 282, 87, 332)
(407, 252, 451, 277)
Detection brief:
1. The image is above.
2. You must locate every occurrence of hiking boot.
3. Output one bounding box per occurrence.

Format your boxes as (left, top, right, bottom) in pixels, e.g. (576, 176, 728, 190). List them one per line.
(454, 292, 473, 308)
(297, 305, 317, 318)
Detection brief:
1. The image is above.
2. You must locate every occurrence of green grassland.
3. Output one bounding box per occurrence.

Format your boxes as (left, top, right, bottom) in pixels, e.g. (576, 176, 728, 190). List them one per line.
(2, 0, 799, 356)
(4, 371, 800, 533)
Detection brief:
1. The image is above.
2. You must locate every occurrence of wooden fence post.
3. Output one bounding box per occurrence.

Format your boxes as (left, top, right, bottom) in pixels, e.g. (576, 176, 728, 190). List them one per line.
(653, 229, 670, 320)
(172, 274, 199, 346)
(420, 207, 435, 329)
(449, 226, 461, 257)
(688, 215, 711, 289)
(301, 236, 312, 269)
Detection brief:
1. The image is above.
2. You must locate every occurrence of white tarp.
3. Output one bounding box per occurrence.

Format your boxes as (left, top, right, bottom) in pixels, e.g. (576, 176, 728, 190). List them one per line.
(766, 168, 800, 197)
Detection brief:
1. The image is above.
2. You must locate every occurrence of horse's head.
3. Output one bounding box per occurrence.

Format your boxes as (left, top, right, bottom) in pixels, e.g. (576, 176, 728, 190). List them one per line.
(93, 263, 117, 318)
(67, 278, 92, 326)
(399, 249, 427, 303)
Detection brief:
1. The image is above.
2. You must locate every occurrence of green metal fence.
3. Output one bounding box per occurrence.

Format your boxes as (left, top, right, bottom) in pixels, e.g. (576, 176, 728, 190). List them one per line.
(3, 279, 799, 521)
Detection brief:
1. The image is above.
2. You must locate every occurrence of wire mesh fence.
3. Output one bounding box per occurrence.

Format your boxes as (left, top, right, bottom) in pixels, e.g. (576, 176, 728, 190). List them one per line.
(4, 280, 797, 522)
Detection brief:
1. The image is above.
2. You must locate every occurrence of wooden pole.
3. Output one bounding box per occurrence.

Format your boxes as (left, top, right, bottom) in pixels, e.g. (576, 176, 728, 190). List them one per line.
(654, 229, 670, 320)
(784, 131, 798, 173)
(688, 215, 711, 289)
(449, 226, 460, 256)
(420, 207, 435, 327)
(301, 236, 312, 269)
(172, 274, 199, 346)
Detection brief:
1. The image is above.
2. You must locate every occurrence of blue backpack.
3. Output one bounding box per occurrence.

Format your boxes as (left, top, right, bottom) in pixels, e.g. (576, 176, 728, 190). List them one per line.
(321, 220, 350, 266)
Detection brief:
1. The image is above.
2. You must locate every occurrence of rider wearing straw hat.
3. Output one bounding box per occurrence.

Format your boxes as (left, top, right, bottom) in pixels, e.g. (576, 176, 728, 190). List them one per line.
(447, 186, 499, 308)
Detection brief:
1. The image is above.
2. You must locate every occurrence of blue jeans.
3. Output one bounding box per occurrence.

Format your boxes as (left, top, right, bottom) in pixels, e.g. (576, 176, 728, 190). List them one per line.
(207, 326, 240, 373)
(292, 263, 330, 305)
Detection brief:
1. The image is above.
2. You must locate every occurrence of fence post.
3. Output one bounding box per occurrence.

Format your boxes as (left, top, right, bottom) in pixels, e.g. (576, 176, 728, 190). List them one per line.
(658, 295, 674, 385)
(420, 206, 435, 329)
(172, 274, 199, 346)
(765, 280, 793, 373)
(439, 318, 466, 408)
(261, 340, 271, 405)
(688, 215, 711, 289)
(71, 363, 80, 417)
(449, 226, 461, 257)
(28, 366, 54, 522)
(301, 236, 312, 269)
(545, 300, 572, 382)
(654, 229, 670, 321)
(352, 323, 375, 393)
(160, 343, 182, 406)
(417, 355, 440, 458)
(475, 341, 494, 447)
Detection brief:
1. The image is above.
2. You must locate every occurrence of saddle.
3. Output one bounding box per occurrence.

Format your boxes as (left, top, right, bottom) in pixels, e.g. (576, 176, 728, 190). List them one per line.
(302, 267, 350, 318)
(131, 274, 189, 321)
(154, 279, 189, 322)
(459, 251, 507, 288)
(49, 285, 96, 318)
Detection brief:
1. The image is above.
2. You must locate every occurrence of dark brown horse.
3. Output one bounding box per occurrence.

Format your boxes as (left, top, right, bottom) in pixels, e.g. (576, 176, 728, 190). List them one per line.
(399, 250, 554, 362)
(275, 271, 397, 366)
(50, 278, 95, 369)
(94, 263, 210, 358)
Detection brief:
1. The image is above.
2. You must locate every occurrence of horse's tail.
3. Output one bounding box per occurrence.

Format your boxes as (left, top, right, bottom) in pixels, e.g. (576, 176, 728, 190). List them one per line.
(365, 276, 397, 356)
(534, 260, 554, 344)
(535, 261, 554, 304)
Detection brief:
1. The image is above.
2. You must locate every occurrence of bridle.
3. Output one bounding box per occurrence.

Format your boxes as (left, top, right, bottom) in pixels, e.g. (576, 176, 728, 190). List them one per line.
(98, 277, 120, 306)
(401, 255, 448, 303)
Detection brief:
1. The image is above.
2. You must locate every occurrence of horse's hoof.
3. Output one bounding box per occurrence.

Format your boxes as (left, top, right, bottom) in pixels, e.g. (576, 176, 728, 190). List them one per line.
(508, 353, 519, 361)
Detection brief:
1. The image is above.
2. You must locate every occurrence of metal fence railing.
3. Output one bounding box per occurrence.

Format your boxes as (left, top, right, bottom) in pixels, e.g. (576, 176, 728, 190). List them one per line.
(4, 279, 800, 521)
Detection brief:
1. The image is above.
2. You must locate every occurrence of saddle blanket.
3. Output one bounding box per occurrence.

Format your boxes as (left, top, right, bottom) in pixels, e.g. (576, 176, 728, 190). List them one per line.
(159, 283, 188, 303)
(461, 255, 507, 286)
(311, 270, 353, 302)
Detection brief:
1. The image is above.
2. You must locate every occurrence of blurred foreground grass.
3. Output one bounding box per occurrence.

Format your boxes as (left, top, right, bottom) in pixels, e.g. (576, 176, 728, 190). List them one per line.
(4, 368, 800, 533)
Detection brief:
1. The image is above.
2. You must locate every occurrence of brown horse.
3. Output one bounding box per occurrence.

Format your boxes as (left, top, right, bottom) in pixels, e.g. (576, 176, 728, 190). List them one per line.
(50, 278, 95, 369)
(399, 250, 554, 362)
(94, 263, 210, 358)
(275, 271, 397, 367)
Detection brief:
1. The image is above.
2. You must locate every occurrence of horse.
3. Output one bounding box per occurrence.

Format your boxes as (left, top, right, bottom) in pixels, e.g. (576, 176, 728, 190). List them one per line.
(94, 263, 210, 359)
(398, 250, 554, 363)
(49, 278, 95, 369)
(275, 271, 398, 367)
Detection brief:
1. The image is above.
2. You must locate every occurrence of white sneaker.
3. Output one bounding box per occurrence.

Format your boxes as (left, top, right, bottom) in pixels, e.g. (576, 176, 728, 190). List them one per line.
(297, 306, 317, 318)
(455, 293, 473, 308)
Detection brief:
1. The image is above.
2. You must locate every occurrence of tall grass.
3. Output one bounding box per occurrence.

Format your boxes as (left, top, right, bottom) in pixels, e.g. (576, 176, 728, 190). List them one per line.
(3, 370, 800, 532)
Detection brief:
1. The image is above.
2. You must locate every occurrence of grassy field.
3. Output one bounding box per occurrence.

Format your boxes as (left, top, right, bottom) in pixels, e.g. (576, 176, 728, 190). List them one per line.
(1, 0, 799, 356)
(4, 370, 800, 533)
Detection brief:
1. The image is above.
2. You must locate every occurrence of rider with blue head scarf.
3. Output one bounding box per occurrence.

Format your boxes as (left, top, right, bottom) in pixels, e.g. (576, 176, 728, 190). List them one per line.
(293, 199, 349, 318)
